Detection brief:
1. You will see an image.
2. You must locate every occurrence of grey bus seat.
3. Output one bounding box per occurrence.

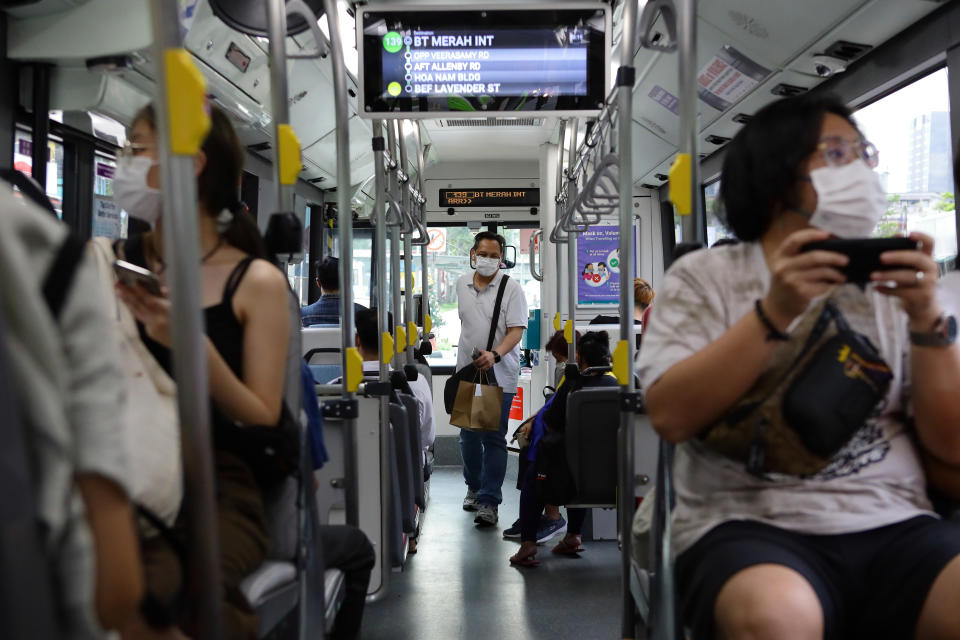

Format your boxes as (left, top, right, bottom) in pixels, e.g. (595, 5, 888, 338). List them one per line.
(309, 363, 343, 384)
(398, 393, 426, 510)
(387, 419, 405, 567)
(302, 326, 342, 364)
(389, 401, 417, 533)
(565, 387, 621, 506)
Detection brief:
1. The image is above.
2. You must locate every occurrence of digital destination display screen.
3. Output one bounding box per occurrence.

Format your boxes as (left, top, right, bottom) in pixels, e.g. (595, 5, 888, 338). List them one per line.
(440, 188, 540, 207)
(359, 7, 608, 116)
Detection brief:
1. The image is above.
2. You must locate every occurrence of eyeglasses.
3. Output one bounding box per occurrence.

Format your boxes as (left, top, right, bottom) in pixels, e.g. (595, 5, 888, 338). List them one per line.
(119, 142, 155, 158)
(817, 136, 879, 169)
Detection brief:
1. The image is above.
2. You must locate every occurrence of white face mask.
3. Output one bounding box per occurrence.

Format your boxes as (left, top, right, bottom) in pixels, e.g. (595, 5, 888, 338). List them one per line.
(475, 256, 500, 277)
(114, 155, 162, 226)
(806, 160, 887, 238)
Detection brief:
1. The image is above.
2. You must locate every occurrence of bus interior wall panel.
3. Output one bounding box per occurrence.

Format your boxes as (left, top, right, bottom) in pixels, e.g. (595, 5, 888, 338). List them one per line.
(0, 13, 14, 172)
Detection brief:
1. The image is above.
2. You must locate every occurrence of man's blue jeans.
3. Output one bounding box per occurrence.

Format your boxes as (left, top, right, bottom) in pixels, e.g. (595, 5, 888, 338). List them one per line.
(459, 392, 514, 507)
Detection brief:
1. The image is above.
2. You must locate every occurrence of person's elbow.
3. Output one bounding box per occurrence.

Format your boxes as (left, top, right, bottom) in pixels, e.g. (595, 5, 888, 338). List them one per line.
(644, 381, 692, 444)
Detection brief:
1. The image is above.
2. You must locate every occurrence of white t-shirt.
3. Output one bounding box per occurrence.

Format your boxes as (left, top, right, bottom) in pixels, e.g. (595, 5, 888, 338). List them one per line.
(456, 271, 528, 392)
(361, 361, 435, 454)
(637, 242, 935, 556)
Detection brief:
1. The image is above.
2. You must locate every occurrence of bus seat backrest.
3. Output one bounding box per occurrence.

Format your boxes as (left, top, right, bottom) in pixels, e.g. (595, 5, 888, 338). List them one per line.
(398, 393, 425, 509)
(414, 363, 433, 396)
(385, 413, 405, 567)
(389, 402, 416, 534)
(302, 327, 343, 363)
(310, 364, 343, 385)
(565, 387, 620, 505)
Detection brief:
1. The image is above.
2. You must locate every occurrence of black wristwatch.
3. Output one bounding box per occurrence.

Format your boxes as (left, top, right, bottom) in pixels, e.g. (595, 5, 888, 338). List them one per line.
(909, 314, 958, 348)
(492, 351, 502, 364)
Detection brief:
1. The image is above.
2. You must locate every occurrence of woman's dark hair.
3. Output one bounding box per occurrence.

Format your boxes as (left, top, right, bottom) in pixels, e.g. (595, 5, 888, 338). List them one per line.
(719, 93, 858, 241)
(544, 328, 580, 360)
(577, 331, 611, 368)
(132, 104, 269, 260)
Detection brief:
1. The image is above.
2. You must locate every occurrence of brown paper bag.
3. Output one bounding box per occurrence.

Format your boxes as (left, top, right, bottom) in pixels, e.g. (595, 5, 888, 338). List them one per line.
(450, 373, 503, 432)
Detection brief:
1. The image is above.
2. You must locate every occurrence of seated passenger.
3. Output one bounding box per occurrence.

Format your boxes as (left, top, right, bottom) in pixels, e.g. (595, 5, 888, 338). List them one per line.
(353, 308, 435, 458)
(640, 93, 960, 640)
(301, 256, 367, 327)
(544, 328, 579, 388)
(510, 332, 619, 567)
(114, 104, 291, 639)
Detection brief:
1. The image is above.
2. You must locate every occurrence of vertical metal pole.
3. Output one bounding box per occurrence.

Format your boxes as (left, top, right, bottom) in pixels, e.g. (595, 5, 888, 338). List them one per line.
(148, 3, 221, 637)
(321, 0, 359, 527)
(554, 119, 567, 346)
(30, 63, 50, 197)
(417, 137, 431, 330)
(372, 119, 391, 600)
(398, 121, 416, 361)
(387, 122, 404, 367)
(677, 0, 701, 244)
(566, 118, 579, 364)
(267, 0, 294, 214)
(617, 3, 640, 638)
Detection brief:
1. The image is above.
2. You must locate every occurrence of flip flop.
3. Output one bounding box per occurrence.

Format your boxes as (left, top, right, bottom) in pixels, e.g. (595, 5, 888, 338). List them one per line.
(551, 537, 585, 556)
(509, 551, 541, 567)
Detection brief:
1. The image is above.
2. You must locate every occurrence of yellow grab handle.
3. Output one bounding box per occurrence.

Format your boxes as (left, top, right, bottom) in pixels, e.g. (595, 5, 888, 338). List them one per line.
(277, 124, 302, 186)
(553, 312, 561, 332)
(396, 326, 407, 352)
(612, 339, 630, 386)
(668, 153, 693, 216)
(564, 318, 574, 344)
(424, 314, 433, 335)
(164, 49, 210, 155)
(345, 347, 363, 392)
(381, 332, 395, 365)
(407, 322, 418, 346)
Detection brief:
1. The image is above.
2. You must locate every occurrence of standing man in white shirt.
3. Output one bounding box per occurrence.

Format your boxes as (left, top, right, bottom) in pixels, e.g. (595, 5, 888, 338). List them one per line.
(456, 231, 528, 526)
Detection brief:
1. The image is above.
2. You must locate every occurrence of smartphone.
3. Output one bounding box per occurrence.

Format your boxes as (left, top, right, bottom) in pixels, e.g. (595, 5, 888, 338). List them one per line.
(471, 347, 482, 360)
(113, 260, 164, 296)
(802, 237, 919, 283)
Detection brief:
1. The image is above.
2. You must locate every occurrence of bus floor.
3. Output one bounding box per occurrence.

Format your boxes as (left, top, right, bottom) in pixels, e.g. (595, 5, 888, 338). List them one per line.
(362, 466, 622, 639)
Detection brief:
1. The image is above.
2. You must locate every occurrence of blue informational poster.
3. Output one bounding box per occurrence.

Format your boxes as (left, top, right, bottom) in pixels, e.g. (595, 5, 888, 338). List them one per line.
(577, 224, 634, 304)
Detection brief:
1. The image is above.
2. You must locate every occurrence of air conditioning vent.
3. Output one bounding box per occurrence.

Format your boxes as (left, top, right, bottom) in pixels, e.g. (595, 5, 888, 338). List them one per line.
(640, 183, 659, 190)
(823, 40, 873, 62)
(654, 173, 668, 182)
(732, 113, 752, 124)
(247, 142, 271, 152)
(771, 83, 807, 97)
(705, 135, 730, 145)
(442, 118, 544, 128)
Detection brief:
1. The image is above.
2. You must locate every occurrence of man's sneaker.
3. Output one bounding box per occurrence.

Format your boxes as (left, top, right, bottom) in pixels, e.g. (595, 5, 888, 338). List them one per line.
(536, 516, 567, 544)
(474, 504, 499, 527)
(462, 490, 479, 512)
(502, 518, 523, 538)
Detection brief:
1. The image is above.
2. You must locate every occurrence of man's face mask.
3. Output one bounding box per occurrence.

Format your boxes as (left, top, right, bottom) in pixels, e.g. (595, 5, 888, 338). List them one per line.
(474, 255, 500, 277)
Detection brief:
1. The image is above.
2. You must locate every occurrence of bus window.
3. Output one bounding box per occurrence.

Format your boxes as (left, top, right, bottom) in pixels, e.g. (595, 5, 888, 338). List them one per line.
(13, 128, 64, 218)
(425, 226, 475, 368)
(92, 154, 127, 240)
(496, 225, 541, 310)
(854, 67, 956, 270)
(704, 180, 734, 246)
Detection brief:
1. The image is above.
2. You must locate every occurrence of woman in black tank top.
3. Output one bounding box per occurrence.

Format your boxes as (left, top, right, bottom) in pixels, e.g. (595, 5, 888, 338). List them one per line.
(115, 105, 291, 640)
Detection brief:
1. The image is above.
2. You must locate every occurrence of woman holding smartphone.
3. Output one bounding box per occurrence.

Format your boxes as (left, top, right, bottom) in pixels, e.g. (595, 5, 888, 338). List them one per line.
(639, 93, 960, 639)
(114, 104, 290, 640)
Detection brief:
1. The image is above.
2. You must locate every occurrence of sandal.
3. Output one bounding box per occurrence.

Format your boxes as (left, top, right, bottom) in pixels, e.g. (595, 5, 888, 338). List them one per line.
(509, 548, 540, 567)
(551, 535, 584, 556)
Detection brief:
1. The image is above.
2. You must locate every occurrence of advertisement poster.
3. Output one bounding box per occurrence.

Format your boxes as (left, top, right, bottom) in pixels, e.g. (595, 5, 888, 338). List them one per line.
(577, 224, 634, 304)
(697, 45, 770, 112)
(93, 197, 121, 239)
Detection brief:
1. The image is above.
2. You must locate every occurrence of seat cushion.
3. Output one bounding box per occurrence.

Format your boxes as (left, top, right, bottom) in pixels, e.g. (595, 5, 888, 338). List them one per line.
(240, 561, 297, 607)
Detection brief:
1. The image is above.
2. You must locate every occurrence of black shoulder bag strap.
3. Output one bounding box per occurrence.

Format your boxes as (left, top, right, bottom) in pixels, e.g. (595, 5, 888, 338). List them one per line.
(486, 275, 510, 352)
(42, 231, 86, 320)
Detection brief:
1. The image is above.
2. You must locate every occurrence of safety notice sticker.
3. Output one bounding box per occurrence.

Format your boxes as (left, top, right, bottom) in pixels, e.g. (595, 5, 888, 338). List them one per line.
(697, 46, 770, 112)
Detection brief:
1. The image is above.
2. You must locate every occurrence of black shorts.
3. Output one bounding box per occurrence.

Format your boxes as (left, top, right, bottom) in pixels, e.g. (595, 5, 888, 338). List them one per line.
(675, 516, 960, 640)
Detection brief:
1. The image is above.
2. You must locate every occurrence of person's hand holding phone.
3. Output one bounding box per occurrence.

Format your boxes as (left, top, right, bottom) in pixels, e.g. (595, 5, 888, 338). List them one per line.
(762, 228, 849, 332)
(116, 280, 172, 347)
(872, 231, 942, 330)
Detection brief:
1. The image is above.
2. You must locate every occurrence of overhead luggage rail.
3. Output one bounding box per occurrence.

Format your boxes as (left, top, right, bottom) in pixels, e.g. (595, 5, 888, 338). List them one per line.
(147, 3, 222, 636)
